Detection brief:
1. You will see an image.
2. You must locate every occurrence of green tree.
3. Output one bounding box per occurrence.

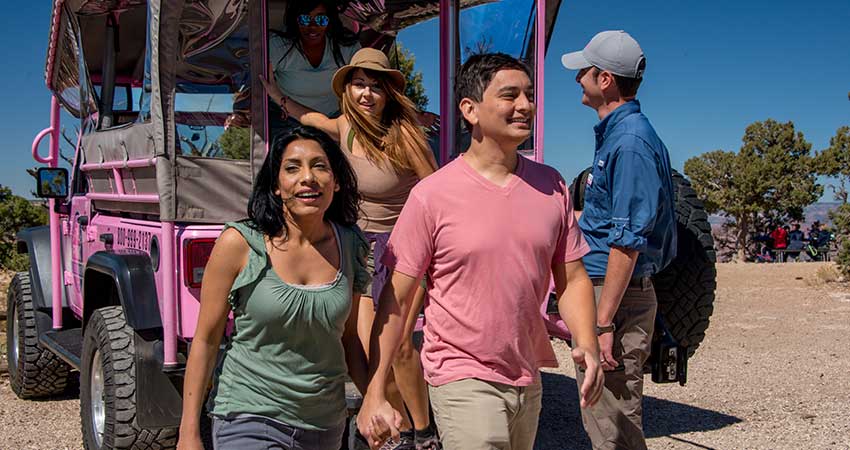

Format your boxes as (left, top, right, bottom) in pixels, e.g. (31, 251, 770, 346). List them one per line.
(815, 126, 850, 203)
(829, 203, 850, 277)
(390, 42, 428, 111)
(685, 119, 822, 261)
(0, 185, 48, 271)
(220, 126, 251, 160)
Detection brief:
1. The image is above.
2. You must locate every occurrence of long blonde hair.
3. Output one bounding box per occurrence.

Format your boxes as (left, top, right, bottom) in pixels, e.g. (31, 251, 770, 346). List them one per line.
(341, 69, 431, 173)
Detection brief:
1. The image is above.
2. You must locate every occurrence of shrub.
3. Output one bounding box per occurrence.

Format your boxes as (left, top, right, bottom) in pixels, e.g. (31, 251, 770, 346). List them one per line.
(829, 203, 850, 278)
(0, 185, 48, 271)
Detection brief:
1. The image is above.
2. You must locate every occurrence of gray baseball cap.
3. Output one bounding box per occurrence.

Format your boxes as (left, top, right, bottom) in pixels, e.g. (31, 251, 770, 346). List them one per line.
(561, 30, 645, 78)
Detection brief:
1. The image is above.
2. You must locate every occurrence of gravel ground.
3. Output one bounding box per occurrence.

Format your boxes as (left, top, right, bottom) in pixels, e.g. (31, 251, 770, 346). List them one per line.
(537, 262, 850, 450)
(1, 263, 849, 449)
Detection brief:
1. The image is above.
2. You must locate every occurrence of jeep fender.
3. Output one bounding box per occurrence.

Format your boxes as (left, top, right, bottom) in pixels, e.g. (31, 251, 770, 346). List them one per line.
(83, 251, 182, 428)
(15, 226, 67, 310)
(83, 250, 162, 331)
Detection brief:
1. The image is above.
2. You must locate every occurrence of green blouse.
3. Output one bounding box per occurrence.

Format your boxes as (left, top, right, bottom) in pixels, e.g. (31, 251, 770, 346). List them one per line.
(208, 220, 370, 431)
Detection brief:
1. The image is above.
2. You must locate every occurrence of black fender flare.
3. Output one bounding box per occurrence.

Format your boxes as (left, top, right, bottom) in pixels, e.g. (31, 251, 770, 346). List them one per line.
(83, 250, 163, 331)
(83, 252, 182, 428)
(15, 226, 66, 310)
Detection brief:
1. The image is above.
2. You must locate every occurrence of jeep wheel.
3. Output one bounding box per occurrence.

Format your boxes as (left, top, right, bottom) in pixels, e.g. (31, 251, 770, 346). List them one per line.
(6, 272, 72, 398)
(81, 306, 177, 450)
(652, 170, 717, 357)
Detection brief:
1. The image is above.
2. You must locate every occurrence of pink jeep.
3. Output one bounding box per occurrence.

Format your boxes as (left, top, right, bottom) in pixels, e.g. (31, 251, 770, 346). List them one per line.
(10, 1, 714, 449)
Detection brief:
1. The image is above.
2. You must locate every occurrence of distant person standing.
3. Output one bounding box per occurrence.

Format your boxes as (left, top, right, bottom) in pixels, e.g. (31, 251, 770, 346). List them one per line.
(770, 224, 789, 262)
(561, 30, 676, 450)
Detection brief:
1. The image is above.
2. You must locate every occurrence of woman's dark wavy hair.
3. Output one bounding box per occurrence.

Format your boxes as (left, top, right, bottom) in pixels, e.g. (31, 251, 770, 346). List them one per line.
(248, 126, 360, 240)
(277, 0, 359, 67)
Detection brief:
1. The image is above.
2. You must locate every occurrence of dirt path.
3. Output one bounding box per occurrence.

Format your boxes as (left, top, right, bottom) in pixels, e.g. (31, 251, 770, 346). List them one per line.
(1, 263, 849, 449)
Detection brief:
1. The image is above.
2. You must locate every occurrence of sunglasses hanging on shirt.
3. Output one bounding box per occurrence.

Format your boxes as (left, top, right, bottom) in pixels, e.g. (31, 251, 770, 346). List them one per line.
(297, 14, 330, 27)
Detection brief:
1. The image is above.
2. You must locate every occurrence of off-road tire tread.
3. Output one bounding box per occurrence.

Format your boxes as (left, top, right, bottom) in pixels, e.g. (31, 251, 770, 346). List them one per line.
(653, 171, 717, 357)
(81, 306, 177, 450)
(6, 272, 71, 398)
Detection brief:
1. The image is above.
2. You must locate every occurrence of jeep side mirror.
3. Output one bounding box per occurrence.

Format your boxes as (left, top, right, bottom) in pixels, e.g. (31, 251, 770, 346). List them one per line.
(36, 167, 69, 199)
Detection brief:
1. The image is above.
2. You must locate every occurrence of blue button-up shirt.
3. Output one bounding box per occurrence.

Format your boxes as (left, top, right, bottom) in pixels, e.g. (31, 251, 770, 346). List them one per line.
(578, 100, 677, 278)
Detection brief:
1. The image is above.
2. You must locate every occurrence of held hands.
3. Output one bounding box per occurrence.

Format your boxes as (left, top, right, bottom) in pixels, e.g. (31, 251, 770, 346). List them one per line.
(571, 346, 605, 408)
(357, 394, 403, 449)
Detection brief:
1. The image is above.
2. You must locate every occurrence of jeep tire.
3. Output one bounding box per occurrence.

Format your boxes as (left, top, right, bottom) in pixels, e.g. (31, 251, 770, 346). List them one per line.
(6, 272, 72, 398)
(81, 306, 177, 450)
(652, 170, 717, 357)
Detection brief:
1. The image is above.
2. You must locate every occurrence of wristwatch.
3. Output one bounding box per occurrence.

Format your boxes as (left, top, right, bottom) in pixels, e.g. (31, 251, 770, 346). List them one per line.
(596, 323, 616, 335)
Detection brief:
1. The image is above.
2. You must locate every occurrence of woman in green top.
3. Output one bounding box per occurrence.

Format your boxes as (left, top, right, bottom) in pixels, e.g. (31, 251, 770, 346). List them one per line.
(177, 126, 370, 450)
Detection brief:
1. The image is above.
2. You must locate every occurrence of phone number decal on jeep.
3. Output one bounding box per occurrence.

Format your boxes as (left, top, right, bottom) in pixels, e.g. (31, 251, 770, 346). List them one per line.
(116, 228, 152, 251)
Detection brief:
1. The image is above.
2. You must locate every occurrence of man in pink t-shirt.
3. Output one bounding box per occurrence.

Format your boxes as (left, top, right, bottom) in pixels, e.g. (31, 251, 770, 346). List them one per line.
(357, 53, 604, 450)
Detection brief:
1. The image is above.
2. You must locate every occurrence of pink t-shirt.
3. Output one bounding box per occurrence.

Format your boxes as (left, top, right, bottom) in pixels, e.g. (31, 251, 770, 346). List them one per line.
(382, 155, 589, 387)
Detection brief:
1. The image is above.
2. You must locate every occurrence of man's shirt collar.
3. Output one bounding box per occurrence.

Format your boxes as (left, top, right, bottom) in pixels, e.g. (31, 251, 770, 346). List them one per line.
(593, 100, 642, 151)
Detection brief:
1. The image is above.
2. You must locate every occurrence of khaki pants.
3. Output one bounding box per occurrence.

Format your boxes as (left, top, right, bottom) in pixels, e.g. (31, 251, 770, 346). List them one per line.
(574, 283, 657, 450)
(429, 378, 542, 450)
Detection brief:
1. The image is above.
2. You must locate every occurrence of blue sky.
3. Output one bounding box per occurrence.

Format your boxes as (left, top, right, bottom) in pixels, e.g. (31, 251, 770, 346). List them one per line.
(2, 0, 849, 199)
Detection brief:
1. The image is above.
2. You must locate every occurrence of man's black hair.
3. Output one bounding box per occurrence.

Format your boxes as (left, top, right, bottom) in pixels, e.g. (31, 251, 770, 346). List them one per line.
(456, 53, 532, 130)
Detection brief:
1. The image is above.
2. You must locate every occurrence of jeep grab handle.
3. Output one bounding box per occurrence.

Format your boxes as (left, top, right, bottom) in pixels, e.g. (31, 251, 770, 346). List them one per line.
(32, 96, 61, 166)
(32, 127, 55, 164)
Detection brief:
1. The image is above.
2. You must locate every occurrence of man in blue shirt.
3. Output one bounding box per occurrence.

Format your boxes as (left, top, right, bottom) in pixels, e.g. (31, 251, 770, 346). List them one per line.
(562, 30, 676, 450)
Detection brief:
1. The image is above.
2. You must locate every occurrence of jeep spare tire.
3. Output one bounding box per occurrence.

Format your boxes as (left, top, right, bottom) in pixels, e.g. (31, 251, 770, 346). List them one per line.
(652, 170, 716, 357)
(569, 168, 716, 358)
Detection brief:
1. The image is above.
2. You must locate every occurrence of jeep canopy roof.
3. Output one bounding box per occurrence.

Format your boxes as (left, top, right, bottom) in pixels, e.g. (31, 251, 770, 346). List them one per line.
(43, 0, 561, 223)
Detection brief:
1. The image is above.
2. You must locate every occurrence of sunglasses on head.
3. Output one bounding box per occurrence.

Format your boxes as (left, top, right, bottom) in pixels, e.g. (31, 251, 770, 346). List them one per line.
(297, 14, 329, 27)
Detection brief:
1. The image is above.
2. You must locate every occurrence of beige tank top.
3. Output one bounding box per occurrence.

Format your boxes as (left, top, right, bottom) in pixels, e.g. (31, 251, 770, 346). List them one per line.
(345, 127, 419, 233)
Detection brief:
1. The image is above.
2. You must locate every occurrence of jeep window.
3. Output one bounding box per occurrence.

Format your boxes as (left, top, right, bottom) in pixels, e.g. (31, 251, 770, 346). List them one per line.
(174, 1, 251, 160)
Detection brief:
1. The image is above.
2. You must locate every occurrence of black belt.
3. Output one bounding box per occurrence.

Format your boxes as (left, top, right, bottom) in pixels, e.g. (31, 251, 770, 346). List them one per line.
(590, 276, 652, 289)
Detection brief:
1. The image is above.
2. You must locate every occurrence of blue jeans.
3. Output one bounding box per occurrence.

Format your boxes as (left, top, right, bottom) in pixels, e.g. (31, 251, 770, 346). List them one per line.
(212, 415, 344, 450)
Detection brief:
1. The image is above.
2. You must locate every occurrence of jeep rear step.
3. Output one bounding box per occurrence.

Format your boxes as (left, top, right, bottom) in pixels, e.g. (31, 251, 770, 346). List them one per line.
(39, 328, 83, 370)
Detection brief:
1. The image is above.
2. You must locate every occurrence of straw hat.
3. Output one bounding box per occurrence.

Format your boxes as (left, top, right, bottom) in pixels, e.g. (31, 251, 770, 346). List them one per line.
(332, 48, 406, 97)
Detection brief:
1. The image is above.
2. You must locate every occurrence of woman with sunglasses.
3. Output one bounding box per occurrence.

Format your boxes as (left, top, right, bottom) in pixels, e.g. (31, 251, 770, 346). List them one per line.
(263, 48, 441, 450)
(269, 0, 360, 136)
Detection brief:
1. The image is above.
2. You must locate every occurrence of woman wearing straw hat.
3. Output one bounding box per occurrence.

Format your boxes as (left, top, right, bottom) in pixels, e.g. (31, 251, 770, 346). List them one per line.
(263, 47, 440, 450)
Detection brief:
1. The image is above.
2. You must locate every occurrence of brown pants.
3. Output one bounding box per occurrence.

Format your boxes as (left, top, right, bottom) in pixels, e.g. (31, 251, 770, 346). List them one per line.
(574, 283, 657, 450)
(429, 378, 542, 450)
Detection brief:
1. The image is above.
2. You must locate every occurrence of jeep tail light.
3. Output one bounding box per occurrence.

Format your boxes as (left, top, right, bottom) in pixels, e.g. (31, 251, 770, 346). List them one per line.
(185, 238, 216, 289)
